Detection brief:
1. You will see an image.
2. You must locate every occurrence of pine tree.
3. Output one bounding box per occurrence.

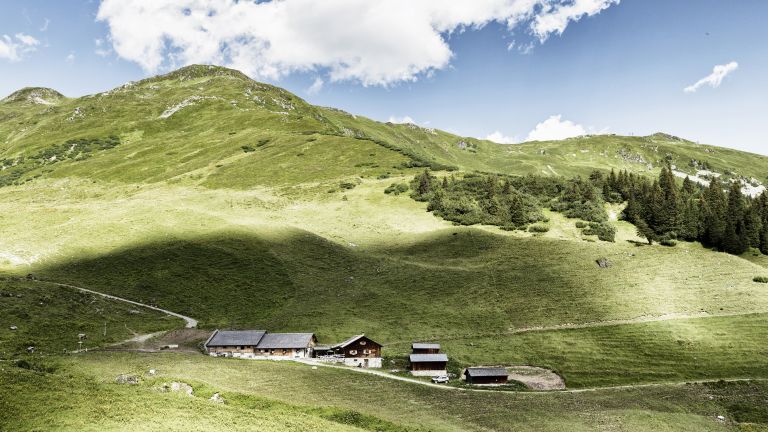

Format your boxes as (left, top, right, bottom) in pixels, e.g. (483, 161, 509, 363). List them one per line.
(758, 192, 768, 254)
(722, 181, 748, 255)
(700, 177, 727, 248)
(657, 166, 680, 235)
(417, 170, 432, 196)
(635, 219, 657, 245)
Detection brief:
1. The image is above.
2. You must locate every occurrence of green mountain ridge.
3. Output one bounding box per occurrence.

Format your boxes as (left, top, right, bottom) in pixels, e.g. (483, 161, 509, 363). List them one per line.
(1, 64, 766, 191)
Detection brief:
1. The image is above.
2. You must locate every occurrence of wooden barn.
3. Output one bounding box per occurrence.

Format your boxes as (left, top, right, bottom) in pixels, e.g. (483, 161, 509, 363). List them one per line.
(409, 353, 448, 376)
(411, 342, 440, 354)
(464, 367, 509, 385)
(205, 330, 316, 359)
(313, 334, 383, 368)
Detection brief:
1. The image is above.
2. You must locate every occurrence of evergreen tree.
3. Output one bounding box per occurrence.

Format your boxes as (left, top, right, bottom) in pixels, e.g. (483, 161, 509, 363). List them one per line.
(417, 170, 432, 196)
(635, 219, 657, 245)
(656, 167, 680, 235)
(700, 177, 727, 248)
(722, 181, 749, 255)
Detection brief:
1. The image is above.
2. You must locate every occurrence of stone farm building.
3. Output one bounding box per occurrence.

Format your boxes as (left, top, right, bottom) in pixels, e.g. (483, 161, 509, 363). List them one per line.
(465, 367, 509, 385)
(205, 330, 316, 359)
(313, 334, 383, 368)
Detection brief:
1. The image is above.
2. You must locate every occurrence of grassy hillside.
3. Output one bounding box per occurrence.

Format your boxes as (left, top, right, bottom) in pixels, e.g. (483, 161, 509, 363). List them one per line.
(3, 351, 766, 432)
(0, 278, 182, 359)
(2, 65, 767, 193)
(3, 64, 768, 430)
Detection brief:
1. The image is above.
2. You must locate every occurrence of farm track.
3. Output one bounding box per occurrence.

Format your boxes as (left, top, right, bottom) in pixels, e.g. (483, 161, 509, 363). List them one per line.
(298, 359, 768, 395)
(34, 279, 198, 328)
(384, 310, 768, 347)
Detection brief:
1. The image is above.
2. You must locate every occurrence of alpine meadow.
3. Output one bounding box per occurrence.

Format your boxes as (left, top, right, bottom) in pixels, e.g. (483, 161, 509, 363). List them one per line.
(2, 1, 768, 431)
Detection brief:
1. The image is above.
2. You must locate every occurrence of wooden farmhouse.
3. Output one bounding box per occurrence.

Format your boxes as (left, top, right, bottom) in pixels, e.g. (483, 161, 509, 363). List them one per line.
(464, 367, 509, 385)
(205, 330, 316, 359)
(313, 334, 383, 368)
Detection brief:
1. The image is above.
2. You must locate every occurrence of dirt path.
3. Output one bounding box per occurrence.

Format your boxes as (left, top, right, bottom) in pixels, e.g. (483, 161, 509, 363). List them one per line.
(297, 359, 768, 395)
(386, 310, 768, 347)
(36, 280, 198, 328)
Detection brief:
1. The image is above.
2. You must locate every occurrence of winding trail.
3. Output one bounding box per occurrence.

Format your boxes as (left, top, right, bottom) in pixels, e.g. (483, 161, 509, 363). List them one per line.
(37, 280, 198, 328)
(296, 359, 768, 394)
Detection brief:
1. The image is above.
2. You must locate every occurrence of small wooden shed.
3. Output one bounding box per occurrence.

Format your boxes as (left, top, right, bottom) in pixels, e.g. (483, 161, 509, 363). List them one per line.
(409, 353, 448, 376)
(465, 367, 509, 385)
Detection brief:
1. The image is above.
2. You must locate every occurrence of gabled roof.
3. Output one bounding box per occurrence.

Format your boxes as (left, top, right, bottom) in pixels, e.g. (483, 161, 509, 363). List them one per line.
(205, 330, 266, 347)
(409, 353, 448, 363)
(412, 342, 440, 350)
(331, 334, 381, 349)
(256, 333, 315, 349)
(465, 367, 508, 377)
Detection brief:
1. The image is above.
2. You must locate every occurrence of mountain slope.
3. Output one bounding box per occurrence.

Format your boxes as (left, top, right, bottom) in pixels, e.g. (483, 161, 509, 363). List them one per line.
(2, 64, 767, 192)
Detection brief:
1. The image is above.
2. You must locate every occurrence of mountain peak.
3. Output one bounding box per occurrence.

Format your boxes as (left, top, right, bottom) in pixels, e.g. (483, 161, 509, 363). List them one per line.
(1, 87, 65, 105)
(148, 64, 251, 83)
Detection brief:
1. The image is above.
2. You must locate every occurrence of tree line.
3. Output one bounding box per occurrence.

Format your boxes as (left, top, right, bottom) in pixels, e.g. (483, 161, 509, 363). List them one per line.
(601, 167, 768, 255)
(406, 167, 768, 255)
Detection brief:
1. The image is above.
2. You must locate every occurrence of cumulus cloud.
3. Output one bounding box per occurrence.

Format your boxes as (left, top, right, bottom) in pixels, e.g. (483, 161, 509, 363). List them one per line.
(96, 0, 619, 86)
(525, 115, 586, 141)
(388, 115, 417, 124)
(684, 61, 738, 93)
(486, 131, 518, 144)
(0, 33, 40, 62)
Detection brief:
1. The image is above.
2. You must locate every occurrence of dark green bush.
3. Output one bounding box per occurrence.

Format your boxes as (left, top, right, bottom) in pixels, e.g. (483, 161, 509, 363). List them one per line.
(754, 276, 768, 284)
(528, 224, 549, 233)
(241, 145, 255, 153)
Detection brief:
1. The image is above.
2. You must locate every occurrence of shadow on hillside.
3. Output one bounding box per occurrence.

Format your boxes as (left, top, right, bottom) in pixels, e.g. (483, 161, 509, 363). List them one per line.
(31, 228, 612, 342)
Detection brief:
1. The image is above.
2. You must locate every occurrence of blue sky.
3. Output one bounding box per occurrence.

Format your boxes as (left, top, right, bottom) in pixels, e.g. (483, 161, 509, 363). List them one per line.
(1, 0, 766, 155)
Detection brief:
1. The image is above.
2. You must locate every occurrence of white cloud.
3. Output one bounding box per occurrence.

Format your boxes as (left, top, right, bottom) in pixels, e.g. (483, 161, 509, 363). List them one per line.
(306, 77, 324, 95)
(486, 130, 518, 144)
(532, 0, 620, 41)
(40, 18, 50, 32)
(525, 115, 586, 141)
(66, 52, 76, 64)
(96, 0, 619, 86)
(684, 61, 738, 93)
(388, 115, 417, 124)
(0, 33, 40, 62)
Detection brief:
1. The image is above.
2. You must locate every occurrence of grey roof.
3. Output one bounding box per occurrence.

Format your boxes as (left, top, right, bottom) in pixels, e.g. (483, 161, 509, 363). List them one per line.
(412, 342, 441, 350)
(409, 353, 448, 363)
(465, 367, 508, 377)
(256, 333, 315, 349)
(206, 330, 266, 347)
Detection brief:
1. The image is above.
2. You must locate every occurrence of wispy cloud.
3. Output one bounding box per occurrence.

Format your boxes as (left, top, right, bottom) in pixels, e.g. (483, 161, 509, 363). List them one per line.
(306, 77, 324, 95)
(66, 52, 75, 64)
(684, 61, 738, 93)
(40, 18, 50, 32)
(0, 33, 40, 62)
